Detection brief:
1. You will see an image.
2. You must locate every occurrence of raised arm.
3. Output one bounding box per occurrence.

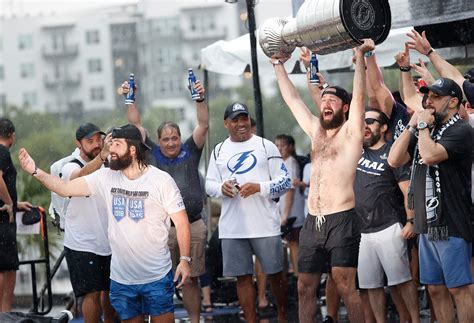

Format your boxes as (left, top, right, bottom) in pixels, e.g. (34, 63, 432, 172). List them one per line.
(192, 80, 209, 149)
(394, 44, 423, 112)
(18, 148, 91, 197)
(346, 39, 371, 137)
(273, 57, 319, 137)
(121, 81, 143, 127)
(365, 48, 394, 117)
(300, 47, 326, 111)
(70, 134, 112, 180)
(407, 30, 465, 89)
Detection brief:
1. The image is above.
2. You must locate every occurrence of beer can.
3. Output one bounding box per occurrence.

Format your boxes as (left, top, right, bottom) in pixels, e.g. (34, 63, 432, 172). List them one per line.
(125, 73, 135, 105)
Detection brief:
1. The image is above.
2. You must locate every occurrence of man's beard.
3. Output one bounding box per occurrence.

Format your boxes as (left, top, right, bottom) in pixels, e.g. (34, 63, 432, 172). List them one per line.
(109, 148, 133, 170)
(434, 102, 449, 125)
(320, 109, 345, 130)
(363, 130, 382, 148)
(84, 147, 101, 161)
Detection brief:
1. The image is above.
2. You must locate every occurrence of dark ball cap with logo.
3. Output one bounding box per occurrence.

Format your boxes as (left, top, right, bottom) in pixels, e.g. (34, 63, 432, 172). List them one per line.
(76, 123, 105, 140)
(322, 86, 351, 104)
(224, 102, 250, 120)
(419, 77, 463, 102)
(112, 124, 151, 150)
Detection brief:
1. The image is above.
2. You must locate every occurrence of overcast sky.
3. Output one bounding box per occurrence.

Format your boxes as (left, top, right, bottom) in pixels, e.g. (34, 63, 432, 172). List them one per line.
(1, 0, 135, 16)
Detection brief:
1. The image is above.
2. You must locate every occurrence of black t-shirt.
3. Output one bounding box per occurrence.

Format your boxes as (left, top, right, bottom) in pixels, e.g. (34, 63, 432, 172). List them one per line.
(409, 121, 473, 241)
(151, 136, 204, 222)
(355, 142, 410, 233)
(0, 144, 17, 223)
(387, 102, 410, 142)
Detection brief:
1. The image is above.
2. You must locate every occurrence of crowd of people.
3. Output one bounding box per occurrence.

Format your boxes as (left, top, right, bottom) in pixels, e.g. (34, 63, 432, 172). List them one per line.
(0, 29, 473, 323)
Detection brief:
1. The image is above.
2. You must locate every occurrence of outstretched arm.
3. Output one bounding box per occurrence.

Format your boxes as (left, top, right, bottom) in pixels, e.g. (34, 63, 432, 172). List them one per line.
(121, 81, 143, 127)
(365, 49, 394, 117)
(347, 39, 371, 137)
(407, 30, 465, 89)
(18, 148, 91, 197)
(273, 56, 319, 138)
(394, 43, 423, 112)
(192, 80, 209, 149)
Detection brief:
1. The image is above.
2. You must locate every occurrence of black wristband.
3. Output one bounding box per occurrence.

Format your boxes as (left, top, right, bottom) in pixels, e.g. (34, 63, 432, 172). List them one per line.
(426, 48, 435, 56)
(32, 166, 38, 176)
(399, 66, 411, 72)
(196, 97, 205, 103)
(99, 153, 107, 163)
(407, 218, 415, 224)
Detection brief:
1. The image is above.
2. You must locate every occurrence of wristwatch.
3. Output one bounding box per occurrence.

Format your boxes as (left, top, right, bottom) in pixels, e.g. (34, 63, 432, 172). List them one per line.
(417, 121, 428, 130)
(179, 256, 192, 264)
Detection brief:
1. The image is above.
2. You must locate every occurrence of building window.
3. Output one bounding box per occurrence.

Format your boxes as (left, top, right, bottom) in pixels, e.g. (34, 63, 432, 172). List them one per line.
(88, 59, 102, 73)
(20, 63, 35, 79)
(90, 87, 104, 101)
(23, 92, 38, 107)
(18, 34, 33, 50)
(86, 30, 100, 44)
(190, 16, 197, 31)
(0, 65, 4, 80)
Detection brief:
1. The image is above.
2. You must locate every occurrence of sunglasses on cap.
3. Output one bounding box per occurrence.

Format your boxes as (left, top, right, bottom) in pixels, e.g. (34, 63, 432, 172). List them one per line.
(365, 118, 381, 125)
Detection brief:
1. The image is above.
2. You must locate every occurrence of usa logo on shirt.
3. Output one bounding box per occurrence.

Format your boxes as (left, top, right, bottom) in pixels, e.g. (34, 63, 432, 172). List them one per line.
(227, 150, 257, 175)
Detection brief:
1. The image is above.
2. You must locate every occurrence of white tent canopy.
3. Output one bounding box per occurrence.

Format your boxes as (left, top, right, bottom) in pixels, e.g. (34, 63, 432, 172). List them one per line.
(201, 27, 470, 76)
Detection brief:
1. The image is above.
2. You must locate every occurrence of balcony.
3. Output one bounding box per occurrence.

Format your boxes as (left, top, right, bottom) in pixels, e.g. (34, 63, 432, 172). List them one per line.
(42, 44, 79, 60)
(44, 73, 81, 89)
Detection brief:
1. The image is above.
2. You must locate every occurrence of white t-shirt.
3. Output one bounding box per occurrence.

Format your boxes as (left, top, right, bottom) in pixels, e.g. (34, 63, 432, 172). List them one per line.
(302, 163, 311, 216)
(84, 166, 185, 285)
(62, 157, 111, 256)
(206, 135, 291, 239)
(279, 156, 305, 228)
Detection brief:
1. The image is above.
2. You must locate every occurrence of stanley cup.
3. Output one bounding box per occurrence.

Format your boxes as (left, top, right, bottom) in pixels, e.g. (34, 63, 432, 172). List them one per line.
(258, 0, 391, 57)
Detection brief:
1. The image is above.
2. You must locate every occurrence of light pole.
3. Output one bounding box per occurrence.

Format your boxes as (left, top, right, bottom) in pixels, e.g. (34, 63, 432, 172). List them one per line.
(225, 0, 265, 137)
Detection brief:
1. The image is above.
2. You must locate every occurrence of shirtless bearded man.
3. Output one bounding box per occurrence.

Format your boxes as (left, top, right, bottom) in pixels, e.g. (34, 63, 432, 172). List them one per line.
(272, 39, 375, 323)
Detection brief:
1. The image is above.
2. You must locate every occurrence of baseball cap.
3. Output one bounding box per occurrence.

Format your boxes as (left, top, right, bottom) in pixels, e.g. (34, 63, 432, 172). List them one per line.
(322, 86, 351, 104)
(224, 102, 249, 120)
(463, 67, 474, 82)
(112, 124, 151, 150)
(76, 123, 105, 140)
(419, 78, 463, 102)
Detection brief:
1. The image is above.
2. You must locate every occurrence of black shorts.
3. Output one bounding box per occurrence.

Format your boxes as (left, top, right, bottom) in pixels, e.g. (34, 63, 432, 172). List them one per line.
(0, 222, 19, 272)
(64, 247, 111, 297)
(298, 209, 361, 273)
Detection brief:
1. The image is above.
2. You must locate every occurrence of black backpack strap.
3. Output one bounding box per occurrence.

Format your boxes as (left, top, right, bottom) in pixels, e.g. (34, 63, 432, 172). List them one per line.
(70, 158, 84, 168)
(213, 141, 224, 161)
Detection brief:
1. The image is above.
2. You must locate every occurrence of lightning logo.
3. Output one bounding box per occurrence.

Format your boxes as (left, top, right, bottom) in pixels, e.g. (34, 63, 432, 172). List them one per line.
(426, 197, 439, 211)
(227, 150, 257, 175)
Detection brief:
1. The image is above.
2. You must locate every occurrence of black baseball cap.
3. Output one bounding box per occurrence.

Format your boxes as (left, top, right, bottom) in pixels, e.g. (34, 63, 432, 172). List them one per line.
(112, 124, 151, 150)
(76, 123, 105, 140)
(464, 68, 474, 82)
(224, 102, 249, 120)
(322, 86, 351, 104)
(419, 77, 463, 102)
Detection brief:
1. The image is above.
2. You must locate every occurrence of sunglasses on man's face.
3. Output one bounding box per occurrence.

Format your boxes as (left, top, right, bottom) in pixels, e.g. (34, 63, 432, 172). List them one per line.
(365, 118, 381, 125)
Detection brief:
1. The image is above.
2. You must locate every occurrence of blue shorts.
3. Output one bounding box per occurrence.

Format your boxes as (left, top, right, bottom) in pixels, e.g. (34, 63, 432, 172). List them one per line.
(109, 271, 175, 320)
(419, 234, 473, 288)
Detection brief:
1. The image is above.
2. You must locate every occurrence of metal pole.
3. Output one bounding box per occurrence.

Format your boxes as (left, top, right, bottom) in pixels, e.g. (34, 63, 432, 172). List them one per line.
(246, 0, 264, 137)
(203, 68, 213, 239)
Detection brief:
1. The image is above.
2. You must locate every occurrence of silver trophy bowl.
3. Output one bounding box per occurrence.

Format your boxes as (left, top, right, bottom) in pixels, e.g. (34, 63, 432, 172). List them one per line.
(259, 0, 391, 57)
